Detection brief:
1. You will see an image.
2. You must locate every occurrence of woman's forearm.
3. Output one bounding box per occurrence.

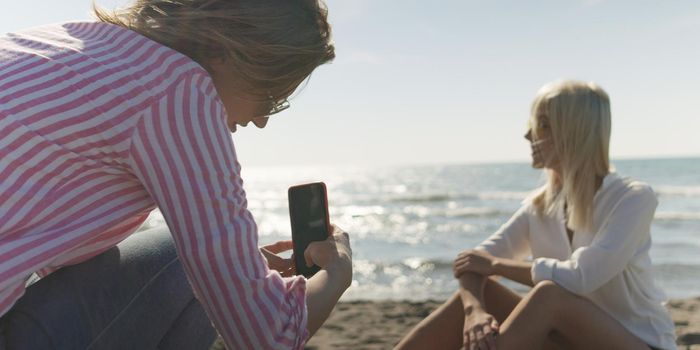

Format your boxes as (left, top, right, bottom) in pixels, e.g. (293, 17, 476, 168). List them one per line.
(305, 258, 352, 337)
(494, 258, 534, 287)
(457, 271, 488, 313)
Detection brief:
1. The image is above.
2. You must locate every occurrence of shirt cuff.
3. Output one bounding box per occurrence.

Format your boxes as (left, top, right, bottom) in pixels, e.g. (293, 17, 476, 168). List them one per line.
(531, 257, 557, 284)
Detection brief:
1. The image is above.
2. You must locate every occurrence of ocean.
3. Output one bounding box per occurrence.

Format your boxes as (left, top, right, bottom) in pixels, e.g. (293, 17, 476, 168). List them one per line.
(141, 157, 700, 301)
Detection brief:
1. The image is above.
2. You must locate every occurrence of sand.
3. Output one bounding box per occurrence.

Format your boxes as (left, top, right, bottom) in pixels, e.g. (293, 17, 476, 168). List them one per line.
(209, 297, 700, 349)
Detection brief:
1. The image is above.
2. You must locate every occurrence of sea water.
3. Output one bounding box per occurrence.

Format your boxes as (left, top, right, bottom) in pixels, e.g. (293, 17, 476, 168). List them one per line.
(141, 157, 700, 300)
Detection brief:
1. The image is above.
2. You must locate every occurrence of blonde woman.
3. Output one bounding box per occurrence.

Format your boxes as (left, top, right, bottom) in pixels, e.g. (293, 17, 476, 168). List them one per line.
(0, 1, 352, 349)
(396, 81, 676, 350)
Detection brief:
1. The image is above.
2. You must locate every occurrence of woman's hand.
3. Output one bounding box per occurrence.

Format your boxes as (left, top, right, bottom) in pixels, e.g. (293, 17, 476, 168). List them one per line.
(463, 308, 499, 350)
(305, 224, 353, 284)
(454, 249, 499, 278)
(260, 240, 296, 277)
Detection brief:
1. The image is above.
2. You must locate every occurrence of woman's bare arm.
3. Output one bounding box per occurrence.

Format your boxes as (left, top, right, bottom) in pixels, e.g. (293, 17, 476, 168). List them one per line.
(457, 271, 488, 312)
(493, 258, 534, 287)
(454, 249, 533, 287)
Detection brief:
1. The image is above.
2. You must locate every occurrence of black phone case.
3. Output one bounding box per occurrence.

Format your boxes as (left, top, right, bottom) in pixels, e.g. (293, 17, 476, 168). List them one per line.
(288, 182, 331, 278)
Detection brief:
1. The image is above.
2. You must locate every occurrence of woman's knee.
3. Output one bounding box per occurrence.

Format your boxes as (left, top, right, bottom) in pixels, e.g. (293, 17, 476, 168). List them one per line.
(529, 280, 571, 309)
(119, 225, 178, 267)
(532, 280, 565, 296)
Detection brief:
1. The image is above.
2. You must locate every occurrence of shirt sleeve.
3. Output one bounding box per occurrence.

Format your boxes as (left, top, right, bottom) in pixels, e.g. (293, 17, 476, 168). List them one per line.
(475, 204, 531, 261)
(126, 73, 308, 349)
(531, 185, 657, 295)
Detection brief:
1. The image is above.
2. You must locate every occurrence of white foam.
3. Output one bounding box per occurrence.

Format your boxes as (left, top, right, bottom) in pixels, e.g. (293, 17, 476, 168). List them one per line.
(655, 211, 700, 221)
(478, 191, 530, 200)
(656, 186, 700, 197)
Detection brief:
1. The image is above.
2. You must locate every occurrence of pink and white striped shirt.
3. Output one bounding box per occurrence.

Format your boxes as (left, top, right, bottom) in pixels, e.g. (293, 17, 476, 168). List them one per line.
(0, 21, 308, 349)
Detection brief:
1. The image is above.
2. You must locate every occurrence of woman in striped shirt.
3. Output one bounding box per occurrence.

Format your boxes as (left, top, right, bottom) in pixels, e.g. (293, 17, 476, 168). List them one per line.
(0, 0, 352, 349)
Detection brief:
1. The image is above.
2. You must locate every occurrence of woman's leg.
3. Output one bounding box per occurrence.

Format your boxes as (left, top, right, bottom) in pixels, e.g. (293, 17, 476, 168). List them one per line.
(394, 277, 522, 350)
(495, 281, 650, 350)
(157, 298, 217, 349)
(0, 226, 217, 350)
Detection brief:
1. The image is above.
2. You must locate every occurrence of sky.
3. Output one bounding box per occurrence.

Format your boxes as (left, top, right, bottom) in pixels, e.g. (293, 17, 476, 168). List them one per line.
(2, 0, 699, 166)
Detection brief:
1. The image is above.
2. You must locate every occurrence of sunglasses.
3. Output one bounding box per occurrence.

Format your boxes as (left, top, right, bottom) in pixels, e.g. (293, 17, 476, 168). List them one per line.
(255, 96, 290, 119)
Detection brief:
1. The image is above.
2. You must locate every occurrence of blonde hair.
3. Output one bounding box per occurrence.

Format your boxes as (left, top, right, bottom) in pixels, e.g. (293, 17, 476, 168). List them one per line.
(93, 0, 335, 100)
(530, 80, 612, 231)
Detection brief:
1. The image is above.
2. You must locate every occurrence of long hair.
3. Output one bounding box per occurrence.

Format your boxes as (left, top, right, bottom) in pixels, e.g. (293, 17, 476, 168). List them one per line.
(530, 80, 612, 232)
(93, 0, 335, 101)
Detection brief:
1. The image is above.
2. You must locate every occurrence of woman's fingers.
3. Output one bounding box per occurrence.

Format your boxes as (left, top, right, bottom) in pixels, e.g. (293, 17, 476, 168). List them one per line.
(261, 246, 294, 272)
(262, 240, 293, 254)
(287, 253, 297, 276)
(462, 328, 470, 350)
(463, 319, 499, 350)
(454, 264, 464, 278)
(260, 240, 296, 273)
(260, 247, 277, 262)
(304, 241, 319, 268)
(274, 259, 295, 274)
(453, 259, 473, 277)
(457, 249, 474, 259)
(279, 265, 296, 277)
(454, 254, 471, 265)
(285, 255, 297, 277)
(482, 324, 497, 350)
(474, 326, 488, 350)
(471, 329, 480, 350)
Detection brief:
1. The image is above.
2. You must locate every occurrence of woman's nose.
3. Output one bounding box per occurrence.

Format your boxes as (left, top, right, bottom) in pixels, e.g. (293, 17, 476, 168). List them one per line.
(525, 129, 533, 141)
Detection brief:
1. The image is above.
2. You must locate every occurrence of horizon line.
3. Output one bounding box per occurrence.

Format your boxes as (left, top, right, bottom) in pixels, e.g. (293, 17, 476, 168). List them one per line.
(241, 154, 700, 169)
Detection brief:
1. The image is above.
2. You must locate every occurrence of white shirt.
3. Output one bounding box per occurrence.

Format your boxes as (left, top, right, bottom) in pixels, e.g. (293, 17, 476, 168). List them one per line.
(477, 173, 677, 350)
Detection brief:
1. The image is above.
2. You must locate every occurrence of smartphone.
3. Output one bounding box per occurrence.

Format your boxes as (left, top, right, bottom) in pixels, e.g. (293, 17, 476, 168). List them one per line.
(288, 182, 332, 278)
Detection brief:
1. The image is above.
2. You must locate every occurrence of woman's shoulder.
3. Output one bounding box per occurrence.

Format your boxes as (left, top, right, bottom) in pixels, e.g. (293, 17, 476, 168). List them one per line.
(3, 20, 210, 84)
(3, 21, 134, 50)
(600, 173, 658, 206)
(512, 193, 541, 220)
(520, 186, 545, 211)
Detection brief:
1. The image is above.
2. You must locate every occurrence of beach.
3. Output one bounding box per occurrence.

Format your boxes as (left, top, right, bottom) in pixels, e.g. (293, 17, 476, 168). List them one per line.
(208, 296, 700, 349)
(194, 159, 700, 349)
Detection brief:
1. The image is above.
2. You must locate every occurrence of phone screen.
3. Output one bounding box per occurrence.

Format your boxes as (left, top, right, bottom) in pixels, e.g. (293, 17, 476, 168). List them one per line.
(288, 182, 331, 278)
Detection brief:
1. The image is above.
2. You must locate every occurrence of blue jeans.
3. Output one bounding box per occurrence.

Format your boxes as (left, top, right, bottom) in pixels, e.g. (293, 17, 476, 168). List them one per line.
(0, 226, 217, 350)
